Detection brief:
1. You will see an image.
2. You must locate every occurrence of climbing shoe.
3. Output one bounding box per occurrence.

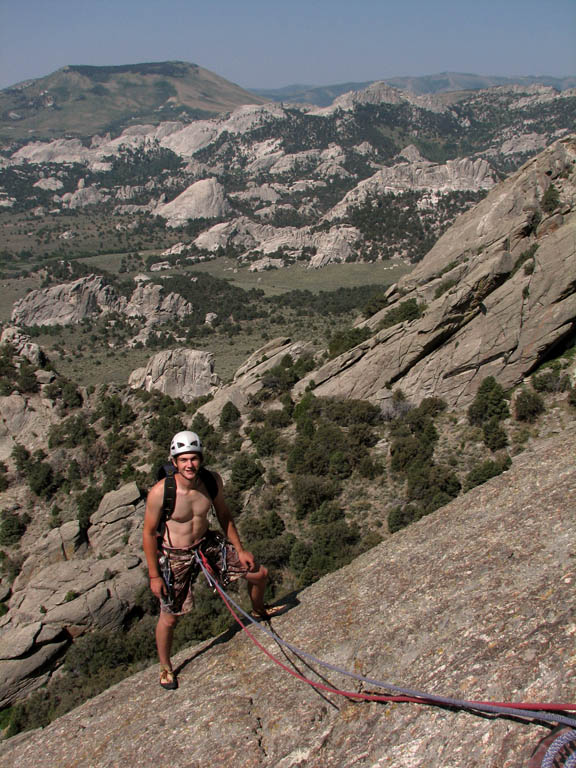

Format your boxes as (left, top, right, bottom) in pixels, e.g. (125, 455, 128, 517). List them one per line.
(159, 666, 178, 690)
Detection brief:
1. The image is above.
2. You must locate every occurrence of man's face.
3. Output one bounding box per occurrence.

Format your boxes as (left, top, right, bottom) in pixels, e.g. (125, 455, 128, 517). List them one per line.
(174, 452, 202, 480)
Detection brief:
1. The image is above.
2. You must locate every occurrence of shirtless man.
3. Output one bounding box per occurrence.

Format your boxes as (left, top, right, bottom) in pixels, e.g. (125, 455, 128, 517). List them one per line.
(143, 430, 269, 690)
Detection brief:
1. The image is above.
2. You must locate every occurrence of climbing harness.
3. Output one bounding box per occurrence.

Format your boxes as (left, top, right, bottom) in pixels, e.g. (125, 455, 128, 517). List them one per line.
(195, 551, 576, 765)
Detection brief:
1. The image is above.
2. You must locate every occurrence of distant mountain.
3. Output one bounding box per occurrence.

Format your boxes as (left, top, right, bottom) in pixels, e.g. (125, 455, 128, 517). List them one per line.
(0, 61, 265, 142)
(251, 72, 576, 106)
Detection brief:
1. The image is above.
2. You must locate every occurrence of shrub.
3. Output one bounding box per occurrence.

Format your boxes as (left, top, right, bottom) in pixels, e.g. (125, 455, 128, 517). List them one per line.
(468, 377, 509, 425)
(230, 454, 263, 491)
(532, 366, 571, 393)
(308, 501, 344, 525)
(220, 401, 241, 431)
(327, 326, 371, 358)
(514, 389, 545, 423)
(464, 455, 512, 492)
(388, 504, 421, 533)
(28, 462, 61, 499)
(77, 485, 104, 533)
(482, 417, 509, 452)
(11, 444, 31, 474)
(0, 510, 27, 546)
(378, 299, 425, 330)
(16, 361, 39, 394)
(541, 183, 560, 213)
(290, 475, 340, 519)
(249, 426, 279, 458)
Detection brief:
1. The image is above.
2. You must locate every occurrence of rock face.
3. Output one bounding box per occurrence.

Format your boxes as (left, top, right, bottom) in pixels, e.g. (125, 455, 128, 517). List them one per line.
(324, 156, 496, 221)
(295, 136, 576, 407)
(0, 393, 60, 461)
(128, 348, 221, 402)
(0, 327, 44, 366)
(0, 425, 573, 767)
(154, 178, 231, 227)
(124, 282, 193, 324)
(196, 337, 315, 425)
(11, 275, 125, 327)
(0, 483, 145, 707)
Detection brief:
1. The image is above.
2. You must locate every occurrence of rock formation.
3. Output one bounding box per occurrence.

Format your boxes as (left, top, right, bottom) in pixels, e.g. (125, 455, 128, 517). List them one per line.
(295, 136, 576, 407)
(196, 337, 315, 425)
(128, 348, 221, 402)
(11, 275, 125, 327)
(124, 282, 193, 325)
(154, 178, 231, 227)
(0, 425, 573, 767)
(0, 328, 44, 367)
(324, 156, 496, 221)
(0, 483, 145, 707)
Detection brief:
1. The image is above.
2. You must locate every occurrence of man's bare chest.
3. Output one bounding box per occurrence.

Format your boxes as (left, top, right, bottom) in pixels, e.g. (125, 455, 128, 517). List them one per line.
(169, 488, 211, 524)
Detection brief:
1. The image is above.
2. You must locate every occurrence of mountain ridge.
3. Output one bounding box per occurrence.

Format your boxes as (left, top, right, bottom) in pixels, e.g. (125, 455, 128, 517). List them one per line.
(0, 61, 265, 141)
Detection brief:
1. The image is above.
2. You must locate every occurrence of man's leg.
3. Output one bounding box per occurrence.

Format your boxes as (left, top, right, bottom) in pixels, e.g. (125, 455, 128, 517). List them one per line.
(156, 611, 178, 669)
(245, 565, 268, 614)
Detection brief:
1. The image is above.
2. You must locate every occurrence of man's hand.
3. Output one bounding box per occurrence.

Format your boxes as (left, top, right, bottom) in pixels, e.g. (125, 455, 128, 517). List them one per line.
(150, 576, 167, 599)
(238, 549, 256, 572)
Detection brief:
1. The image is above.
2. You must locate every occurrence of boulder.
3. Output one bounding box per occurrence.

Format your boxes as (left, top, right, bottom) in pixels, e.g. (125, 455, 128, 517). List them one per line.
(0, 392, 61, 461)
(11, 275, 126, 327)
(0, 327, 45, 366)
(124, 282, 193, 325)
(89, 482, 143, 557)
(128, 348, 221, 402)
(154, 178, 231, 227)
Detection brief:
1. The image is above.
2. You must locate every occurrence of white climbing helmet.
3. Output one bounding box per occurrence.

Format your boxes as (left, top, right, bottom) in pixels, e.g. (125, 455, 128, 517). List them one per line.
(170, 431, 203, 458)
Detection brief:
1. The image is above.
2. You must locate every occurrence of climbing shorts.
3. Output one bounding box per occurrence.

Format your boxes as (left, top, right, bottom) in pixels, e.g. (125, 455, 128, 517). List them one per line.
(158, 531, 250, 615)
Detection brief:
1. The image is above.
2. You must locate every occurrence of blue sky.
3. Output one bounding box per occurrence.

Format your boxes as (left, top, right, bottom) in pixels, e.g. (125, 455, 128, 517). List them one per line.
(1, 0, 574, 90)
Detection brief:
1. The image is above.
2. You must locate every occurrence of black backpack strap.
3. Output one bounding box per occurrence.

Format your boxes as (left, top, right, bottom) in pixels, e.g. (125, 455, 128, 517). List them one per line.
(199, 467, 219, 501)
(158, 474, 177, 541)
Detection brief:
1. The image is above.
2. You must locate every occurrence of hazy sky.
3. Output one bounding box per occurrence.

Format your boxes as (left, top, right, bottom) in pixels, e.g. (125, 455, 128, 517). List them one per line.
(1, 0, 574, 90)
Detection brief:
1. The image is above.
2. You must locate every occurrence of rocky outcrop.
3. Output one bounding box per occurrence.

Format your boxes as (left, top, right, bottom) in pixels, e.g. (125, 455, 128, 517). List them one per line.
(324, 156, 495, 221)
(0, 484, 145, 707)
(0, 425, 573, 767)
(124, 282, 193, 325)
(0, 327, 45, 366)
(196, 337, 315, 425)
(295, 136, 576, 407)
(0, 393, 61, 461)
(154, 178, 231, 227)
(11, 275, 125, 327)
(128, 348, 221, 402)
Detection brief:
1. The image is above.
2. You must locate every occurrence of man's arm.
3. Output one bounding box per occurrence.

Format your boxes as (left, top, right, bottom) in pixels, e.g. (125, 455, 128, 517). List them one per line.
(142, 481, 167, 598)
(212, 473, 255, 571)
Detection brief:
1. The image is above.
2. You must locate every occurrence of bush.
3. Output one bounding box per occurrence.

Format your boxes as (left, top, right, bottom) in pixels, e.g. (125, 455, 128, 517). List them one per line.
(77, 485, 104, 532)
(514, 389, 545, 423)
(327, 326, 371, 358)
(541, 183, 560, 213)
(464, 455, 512, 492)
(388, 504, 421, 533)
(220, 401, 241, 431)
(378, 299, 425, 330)
(532, 366, 571, 393)
(290, 475, 340, 519)
(0, 510, 27, 546)
(230, 454, 263, 491)
(468, 377, 509, 425)
(28, 461, 61, 499)
(482, 417, 508, 452)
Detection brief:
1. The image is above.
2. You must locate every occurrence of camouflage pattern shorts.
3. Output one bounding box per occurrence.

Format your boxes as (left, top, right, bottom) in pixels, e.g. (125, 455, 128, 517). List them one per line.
(158, 530, 249, 615)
